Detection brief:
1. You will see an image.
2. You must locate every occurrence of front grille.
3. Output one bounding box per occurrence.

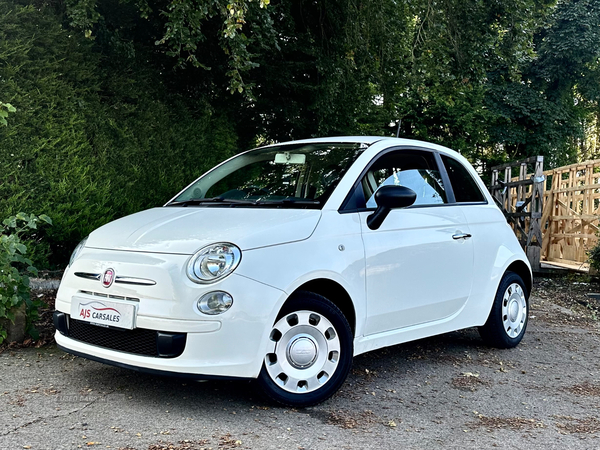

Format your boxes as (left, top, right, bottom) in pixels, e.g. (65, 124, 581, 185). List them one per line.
(67, 318, 185, 358)
(78, 290, 140, 302)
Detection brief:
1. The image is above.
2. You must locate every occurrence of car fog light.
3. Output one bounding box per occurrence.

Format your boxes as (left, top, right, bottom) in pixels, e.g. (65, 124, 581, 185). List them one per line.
(197, 291, 233, 315)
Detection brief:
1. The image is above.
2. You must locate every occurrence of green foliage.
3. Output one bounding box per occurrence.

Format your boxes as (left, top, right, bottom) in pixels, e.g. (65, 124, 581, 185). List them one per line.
(233, 0, 414, 144)
(0, 102, 17, 127)
(481, 0, 600, 169)
(0, 1, 238, 268)
(3, 0, 600, 272)
(230, 0, 600, 173)
(66, 0, 272, 94)
(59, 0, 600, 175)
(589, 240, 600, 272)
(0, 213, 52, 343)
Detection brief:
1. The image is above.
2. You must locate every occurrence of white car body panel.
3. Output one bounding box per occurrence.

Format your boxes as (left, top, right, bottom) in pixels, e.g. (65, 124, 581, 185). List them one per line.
(54, 137, 531, 382)
(86, 207, 321, 253)
(235, 210, 367, 334)
(359, 205, 474, 335)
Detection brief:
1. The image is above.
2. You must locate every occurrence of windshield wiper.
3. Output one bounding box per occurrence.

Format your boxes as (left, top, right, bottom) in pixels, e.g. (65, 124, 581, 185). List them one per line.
(167, 197, 321, 208)
(165, 197, 257, 207)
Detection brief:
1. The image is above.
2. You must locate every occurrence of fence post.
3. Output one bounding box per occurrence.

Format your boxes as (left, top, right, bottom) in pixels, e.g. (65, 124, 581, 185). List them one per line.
(526, 156, 544, 271)
(504, 166, 512, 214)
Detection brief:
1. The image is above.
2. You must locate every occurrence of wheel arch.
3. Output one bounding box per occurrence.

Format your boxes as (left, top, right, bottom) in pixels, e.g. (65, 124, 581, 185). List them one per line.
(506, 259, 532, 296)
(288, 278, 356, 336)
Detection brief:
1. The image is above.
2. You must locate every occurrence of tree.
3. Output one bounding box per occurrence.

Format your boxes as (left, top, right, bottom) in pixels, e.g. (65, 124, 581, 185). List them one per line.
(65, 0, 272, 94)
(62, 0, 600, 170)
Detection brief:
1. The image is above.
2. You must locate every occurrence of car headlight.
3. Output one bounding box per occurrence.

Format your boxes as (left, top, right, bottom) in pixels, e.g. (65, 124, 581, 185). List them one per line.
(187, 243, 241, 284)
(69, 236, 88, 267)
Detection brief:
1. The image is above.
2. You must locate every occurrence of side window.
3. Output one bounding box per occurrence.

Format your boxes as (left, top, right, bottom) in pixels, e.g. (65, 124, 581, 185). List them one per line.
(441, 155, 485, 203)
(362, 150, 447, 208)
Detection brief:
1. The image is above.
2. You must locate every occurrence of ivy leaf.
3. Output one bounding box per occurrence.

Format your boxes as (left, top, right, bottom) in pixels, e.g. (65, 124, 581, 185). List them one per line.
(39, 215, 53, 225)
(3, 217, 17, 228)
(27, 326, 40, 341)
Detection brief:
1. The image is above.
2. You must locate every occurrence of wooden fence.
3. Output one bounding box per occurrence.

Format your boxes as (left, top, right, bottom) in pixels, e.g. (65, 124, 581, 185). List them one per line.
(490, 157, 600, 270)
(542, 160, 600, 267)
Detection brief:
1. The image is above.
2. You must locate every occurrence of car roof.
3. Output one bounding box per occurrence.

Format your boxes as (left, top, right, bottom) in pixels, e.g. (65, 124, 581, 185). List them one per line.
(267, 136, 458, 156)
(266, 136, 393, 146)
(262, 136, 474, 166)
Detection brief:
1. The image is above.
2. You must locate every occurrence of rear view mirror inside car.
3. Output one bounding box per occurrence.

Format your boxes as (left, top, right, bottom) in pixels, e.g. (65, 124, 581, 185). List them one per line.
(274, 153, 306, 164)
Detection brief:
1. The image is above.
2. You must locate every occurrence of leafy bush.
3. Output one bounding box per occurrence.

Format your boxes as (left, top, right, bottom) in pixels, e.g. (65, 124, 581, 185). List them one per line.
(0, 213, 52, 344)
(0, 102, 16, 126)
(588, 241, 600, 273)
(0, 1, 238, 269)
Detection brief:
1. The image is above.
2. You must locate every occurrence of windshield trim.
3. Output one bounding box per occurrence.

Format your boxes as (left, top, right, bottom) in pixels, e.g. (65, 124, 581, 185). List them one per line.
(165, 197, 322, 209)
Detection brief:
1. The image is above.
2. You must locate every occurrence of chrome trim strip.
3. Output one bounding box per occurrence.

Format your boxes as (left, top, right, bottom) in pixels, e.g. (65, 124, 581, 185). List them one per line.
(74, 272, 101, 281)
(78, 290, 140, 302)
(115, 276, 157, 286)
(74, 272, 156, 286)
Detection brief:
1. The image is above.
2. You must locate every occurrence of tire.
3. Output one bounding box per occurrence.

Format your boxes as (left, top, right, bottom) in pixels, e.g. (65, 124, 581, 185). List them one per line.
(257, 291, 353, 407)
(478, 271, 529, 349)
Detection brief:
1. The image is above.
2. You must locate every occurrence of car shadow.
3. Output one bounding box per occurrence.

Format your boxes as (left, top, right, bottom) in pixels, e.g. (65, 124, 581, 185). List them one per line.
(72, 326, 516, 411)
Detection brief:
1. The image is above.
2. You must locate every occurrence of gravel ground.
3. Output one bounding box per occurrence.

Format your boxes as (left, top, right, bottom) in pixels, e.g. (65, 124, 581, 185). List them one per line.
(1, 276, 600, 450)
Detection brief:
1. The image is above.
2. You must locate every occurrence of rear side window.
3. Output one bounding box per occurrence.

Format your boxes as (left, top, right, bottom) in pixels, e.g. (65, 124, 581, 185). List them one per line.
(442, 155, 485, 203)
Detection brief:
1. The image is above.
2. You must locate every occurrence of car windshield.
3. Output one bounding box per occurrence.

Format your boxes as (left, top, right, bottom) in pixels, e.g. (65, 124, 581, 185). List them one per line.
(167, 142, 367, 208)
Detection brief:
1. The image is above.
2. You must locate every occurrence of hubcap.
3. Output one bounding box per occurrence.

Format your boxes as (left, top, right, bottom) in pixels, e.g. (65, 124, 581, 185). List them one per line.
(502, 283, 527, 338)
(265, 311, 341, 394)
(287, 335, 318, 368)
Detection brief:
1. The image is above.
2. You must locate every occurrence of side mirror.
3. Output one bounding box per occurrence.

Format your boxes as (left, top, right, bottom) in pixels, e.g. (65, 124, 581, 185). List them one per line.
(367, 185, 417, 230)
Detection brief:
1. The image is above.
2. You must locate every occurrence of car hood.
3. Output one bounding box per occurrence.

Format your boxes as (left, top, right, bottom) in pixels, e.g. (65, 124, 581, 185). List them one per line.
(86, 207, 322, 254)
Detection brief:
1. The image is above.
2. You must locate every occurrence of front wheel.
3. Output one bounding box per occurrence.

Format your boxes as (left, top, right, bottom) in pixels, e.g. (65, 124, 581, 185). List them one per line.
(479, 271, 529, 348)
(257, 292, 353, 407)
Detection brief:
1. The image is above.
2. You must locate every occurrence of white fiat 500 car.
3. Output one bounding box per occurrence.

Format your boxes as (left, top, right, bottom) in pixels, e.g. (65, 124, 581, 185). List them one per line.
(54, 137, 531, 406)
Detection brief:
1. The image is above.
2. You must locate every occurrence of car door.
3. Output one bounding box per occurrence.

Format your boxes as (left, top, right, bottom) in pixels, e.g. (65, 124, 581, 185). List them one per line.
(439, 153, 499, 309)
(357, 148, 475, 336)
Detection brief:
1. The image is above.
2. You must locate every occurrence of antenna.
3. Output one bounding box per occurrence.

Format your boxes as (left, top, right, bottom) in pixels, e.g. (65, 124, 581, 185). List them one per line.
(396, 119, 402, 138)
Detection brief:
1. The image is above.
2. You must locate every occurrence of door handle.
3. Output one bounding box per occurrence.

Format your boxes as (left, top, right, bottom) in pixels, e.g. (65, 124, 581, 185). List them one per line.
(452, 233, 472, 240)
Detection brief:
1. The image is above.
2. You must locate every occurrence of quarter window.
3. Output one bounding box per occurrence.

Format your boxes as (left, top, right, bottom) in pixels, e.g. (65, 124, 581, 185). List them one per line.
(362, 150, 447, 208)
(441, 155, 485, 203)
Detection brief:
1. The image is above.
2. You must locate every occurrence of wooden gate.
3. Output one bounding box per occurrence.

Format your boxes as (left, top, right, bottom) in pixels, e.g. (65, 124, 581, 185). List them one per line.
(542, 160, 600, 266)
(490, 156, 545, 270)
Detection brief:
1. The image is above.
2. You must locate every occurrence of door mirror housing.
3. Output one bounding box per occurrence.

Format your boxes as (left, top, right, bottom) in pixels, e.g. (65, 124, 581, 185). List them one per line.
(367, 185, 417, 230)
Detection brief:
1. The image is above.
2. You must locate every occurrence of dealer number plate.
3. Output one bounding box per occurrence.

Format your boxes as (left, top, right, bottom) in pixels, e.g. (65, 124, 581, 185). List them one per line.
(70, 296, 136, 329)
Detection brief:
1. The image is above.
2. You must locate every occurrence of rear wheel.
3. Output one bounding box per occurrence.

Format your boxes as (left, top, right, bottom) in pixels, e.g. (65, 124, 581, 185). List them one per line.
(257, 291, 353, 407)
(479, 271, 529, 348)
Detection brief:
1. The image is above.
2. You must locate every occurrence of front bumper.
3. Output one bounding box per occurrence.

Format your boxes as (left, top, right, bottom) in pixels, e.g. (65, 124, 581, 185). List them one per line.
(55, 342, 247, 380)
(55, 248, 286, 379)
